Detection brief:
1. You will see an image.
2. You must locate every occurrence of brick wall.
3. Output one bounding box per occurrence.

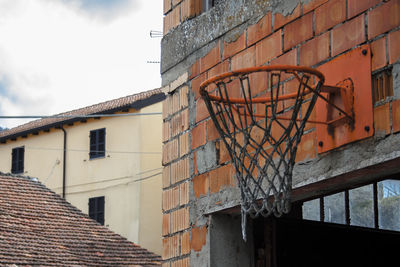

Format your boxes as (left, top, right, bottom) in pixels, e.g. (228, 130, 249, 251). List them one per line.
(161, 0, 400, 266)
(163, 0, 202, 35)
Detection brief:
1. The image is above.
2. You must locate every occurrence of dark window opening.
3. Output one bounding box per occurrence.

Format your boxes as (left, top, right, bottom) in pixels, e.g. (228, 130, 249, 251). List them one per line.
(302, 178, 400, 232)
(89, 196, 105, 225)
(202, 0, 223, 12)
(11, 146, 24, 174)
(89, 128, 105, 159)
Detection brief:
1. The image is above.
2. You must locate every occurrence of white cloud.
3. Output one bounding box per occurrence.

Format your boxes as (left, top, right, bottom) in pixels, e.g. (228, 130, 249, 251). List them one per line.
(0, 0, 162, 129)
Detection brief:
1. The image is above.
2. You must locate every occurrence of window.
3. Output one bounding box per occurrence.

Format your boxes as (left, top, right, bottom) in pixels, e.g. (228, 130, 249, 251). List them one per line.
(89, 128, 105, 159)
(202, 0, 223, 12)
(89, 196, 105, 225)
(302, 178, 400, 232)
(11, 146, 24, 174)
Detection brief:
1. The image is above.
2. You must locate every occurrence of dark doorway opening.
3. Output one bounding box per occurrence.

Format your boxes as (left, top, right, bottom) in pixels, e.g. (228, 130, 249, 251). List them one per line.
(253, 215, 400, 267)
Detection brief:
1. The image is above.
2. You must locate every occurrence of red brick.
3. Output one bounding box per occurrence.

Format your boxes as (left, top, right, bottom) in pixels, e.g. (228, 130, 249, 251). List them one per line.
(247, 13, 272, 46)
(200, 43, 221, 73)
(302, 0, 328, 14)
(209, 164, 233, 194)
(196, 98, 210, 123)
(163, 96, 171, 119)
(180, 86, 189, 109)
(249, 70, 268, 95)
(389, 30, 400, 64)
(163, 234, 179, 259)
(171, 110, 189, 138)
(163, 121, 171, 142)
(256, 30, 283, 65)
(164, 6, 180, 34)
(191, 72, 207, 99)
(191, 121, 206, 149)
(163, 165, 171, 189)
(171, 207, 189, 233)
(295, 131, 316, 162)
(190, 60, 200, 79)
(315, 0, 347, 35)
(332, 15, 365, 56)
(217, 140, 231, 164)
(208, 60, 229, 79)
(231, 46, 256, 71)
(163, 138, 179, 165)
(393, 100, 400, 133)
(284, 12, 313, 51)
(281, 78, 301, 109)
(274, 2, 301, 30)
(270, 48, 297, 66)
(162, 213, 170, 236)
(164, 0, 172, 14)
(171, 257, 189, 267)
(302, 99, 318, 131)
(193, 173, 209, 198)
(181, 0, 198, 21)
(206, 119, 220, 142)
(191, 226, 207, 252)
(162, 238, 169, 259)
(195, 98, 210, 123)
(371, 37, 387, 71)
(179, 182, 189, 205)
(223, 33, 246, 60)
(179, 132, 190, 157)
(368, 0, 400, 39)
(374, 103, 391, 136)
(299, 31, 330, 67)
(347, 0, 380, 19)
(171, 91, 180, 115)
(181, 232, 191, 255)
(171, 158, 190, 184)
(163, 186, 179, 211)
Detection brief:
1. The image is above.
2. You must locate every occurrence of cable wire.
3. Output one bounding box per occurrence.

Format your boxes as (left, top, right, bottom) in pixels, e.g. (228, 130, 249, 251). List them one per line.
(25, 146, 161, 155)
(51, 167, 163, 190)
(62, 172, 162, 195)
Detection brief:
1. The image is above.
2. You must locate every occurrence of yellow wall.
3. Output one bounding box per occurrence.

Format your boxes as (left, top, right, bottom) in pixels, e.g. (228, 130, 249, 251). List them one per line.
(0, 102, 163, 255)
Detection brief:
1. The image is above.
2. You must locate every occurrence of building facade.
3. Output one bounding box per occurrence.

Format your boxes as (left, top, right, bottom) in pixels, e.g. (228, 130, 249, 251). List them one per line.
(161, 0, 400, 266)
(0, 88, 165, 255)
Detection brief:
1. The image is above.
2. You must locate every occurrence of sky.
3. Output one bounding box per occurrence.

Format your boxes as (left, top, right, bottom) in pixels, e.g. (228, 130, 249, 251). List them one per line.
(0, 0, 163, 129)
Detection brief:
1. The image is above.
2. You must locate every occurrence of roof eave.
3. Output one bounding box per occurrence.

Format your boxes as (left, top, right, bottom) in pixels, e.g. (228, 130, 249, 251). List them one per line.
(0, 93, 166, 143)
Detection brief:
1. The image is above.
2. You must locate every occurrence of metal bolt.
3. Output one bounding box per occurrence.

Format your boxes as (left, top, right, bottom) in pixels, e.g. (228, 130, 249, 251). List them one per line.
(364, 125, 370, 132)
(362, 49, 368, 55)
(318, 141, 323, 147)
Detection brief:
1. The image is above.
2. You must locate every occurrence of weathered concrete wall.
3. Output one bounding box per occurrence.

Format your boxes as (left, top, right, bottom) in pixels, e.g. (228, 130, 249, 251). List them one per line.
(161, 0, 400, 266)
(210, 214, 254, 267)
(161, 0, 300, 84)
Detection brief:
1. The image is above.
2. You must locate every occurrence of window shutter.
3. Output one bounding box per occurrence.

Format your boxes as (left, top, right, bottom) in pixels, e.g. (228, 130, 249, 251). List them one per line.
(88, 196, 105, 225)
(11, 149, 16, 173)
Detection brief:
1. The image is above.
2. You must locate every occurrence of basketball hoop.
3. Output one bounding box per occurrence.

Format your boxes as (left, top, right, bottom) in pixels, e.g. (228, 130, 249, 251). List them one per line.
(199, 65, 354, 240)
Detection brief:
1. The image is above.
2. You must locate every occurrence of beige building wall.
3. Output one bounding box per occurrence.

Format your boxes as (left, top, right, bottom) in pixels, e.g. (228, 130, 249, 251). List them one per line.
(0, 103, 163, 255)
(0, 129, 64, 189)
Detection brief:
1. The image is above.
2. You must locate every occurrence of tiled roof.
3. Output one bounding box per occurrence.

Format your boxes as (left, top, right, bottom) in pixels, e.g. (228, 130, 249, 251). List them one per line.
(0, 172, 161, 266)
(0, 88, 165, 140)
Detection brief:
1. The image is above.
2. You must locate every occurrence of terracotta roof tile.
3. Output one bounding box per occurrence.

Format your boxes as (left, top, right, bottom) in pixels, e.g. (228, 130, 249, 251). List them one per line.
(0, 88, 164, 140)
(0, 172, 161, 266)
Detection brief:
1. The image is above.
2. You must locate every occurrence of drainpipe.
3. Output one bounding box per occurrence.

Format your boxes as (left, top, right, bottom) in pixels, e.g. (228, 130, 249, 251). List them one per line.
(59, 126, 67, 199)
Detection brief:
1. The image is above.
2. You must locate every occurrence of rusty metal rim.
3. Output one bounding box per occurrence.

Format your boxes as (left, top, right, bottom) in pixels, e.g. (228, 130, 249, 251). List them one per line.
(199, 65, 326, 103)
